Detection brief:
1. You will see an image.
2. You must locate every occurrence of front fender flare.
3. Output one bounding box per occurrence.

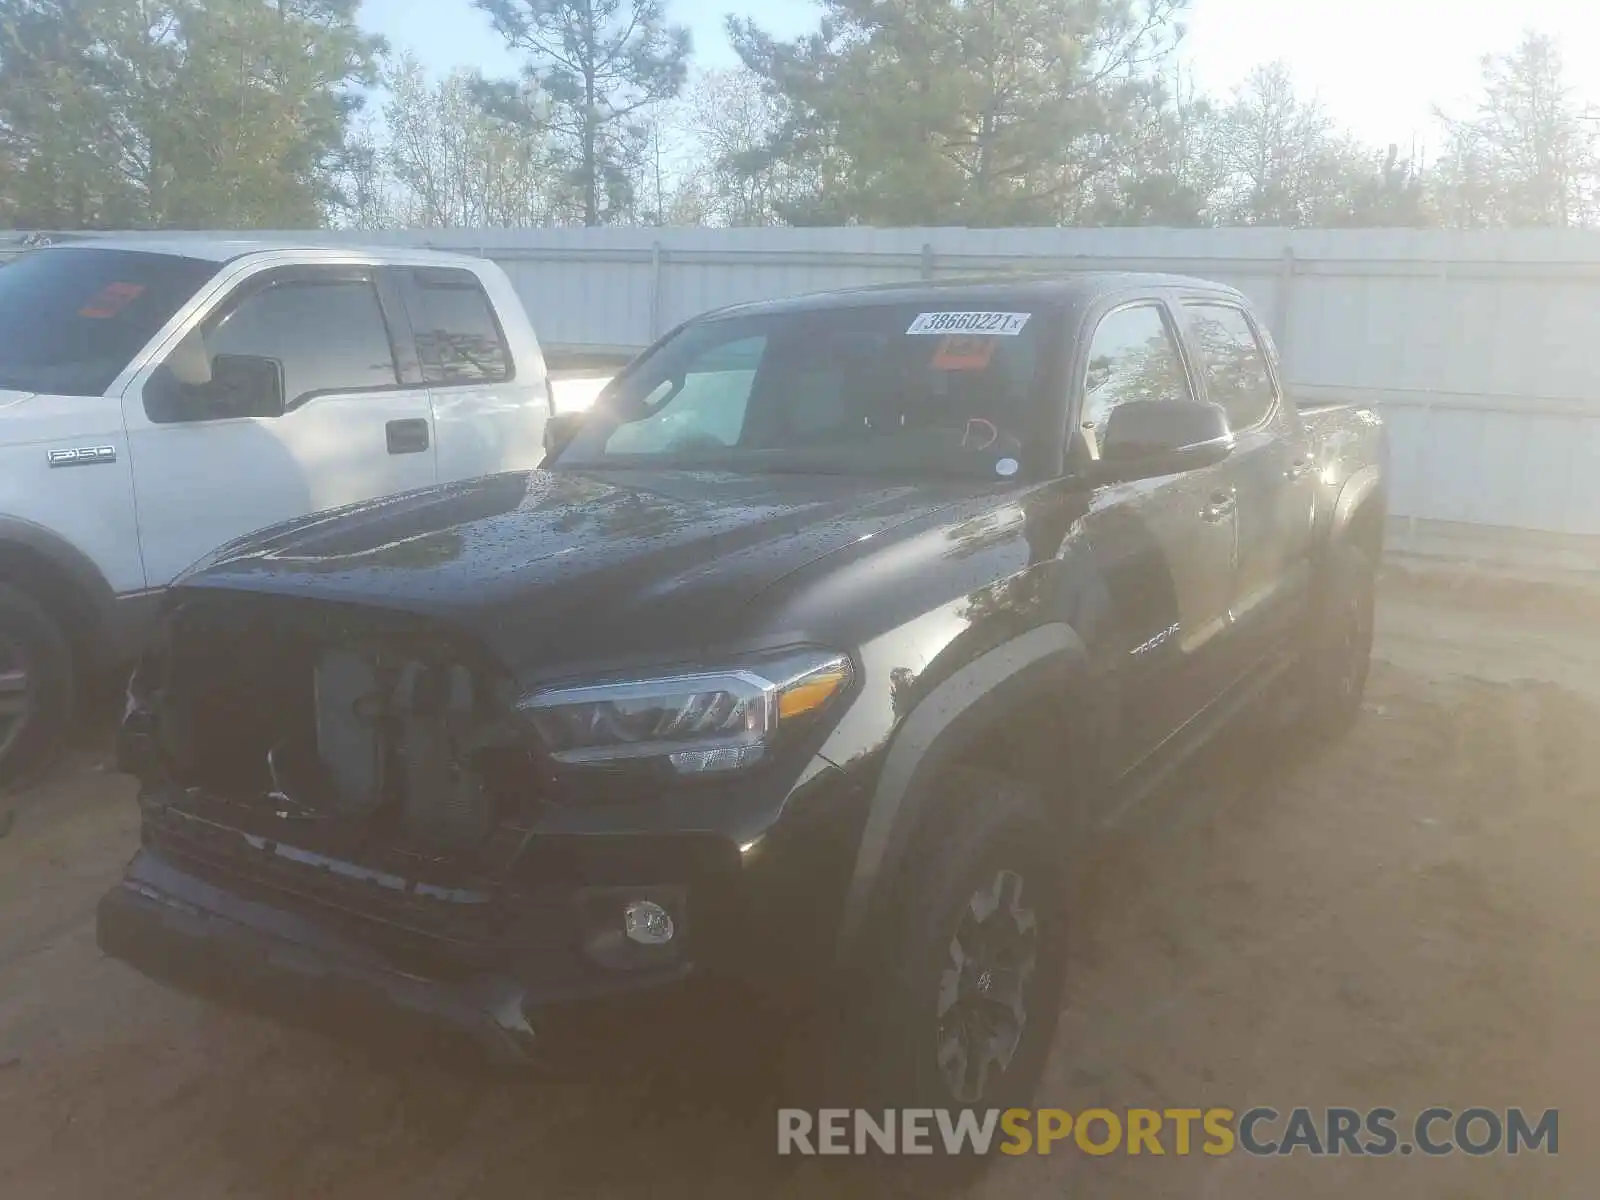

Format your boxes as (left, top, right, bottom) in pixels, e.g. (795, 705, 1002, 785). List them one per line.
(832, 622, 1090, 962)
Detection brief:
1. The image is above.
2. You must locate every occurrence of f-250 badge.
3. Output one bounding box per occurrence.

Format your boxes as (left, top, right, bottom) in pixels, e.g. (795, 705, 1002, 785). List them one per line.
(46, 446, 117, 468)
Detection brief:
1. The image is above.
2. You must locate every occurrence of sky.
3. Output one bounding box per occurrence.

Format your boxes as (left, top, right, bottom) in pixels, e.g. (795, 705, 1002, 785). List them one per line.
(359, 0, 1600, 154)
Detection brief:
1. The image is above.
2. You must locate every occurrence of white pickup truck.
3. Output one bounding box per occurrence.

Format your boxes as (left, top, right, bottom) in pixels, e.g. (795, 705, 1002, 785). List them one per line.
(0, 237, 570, 786)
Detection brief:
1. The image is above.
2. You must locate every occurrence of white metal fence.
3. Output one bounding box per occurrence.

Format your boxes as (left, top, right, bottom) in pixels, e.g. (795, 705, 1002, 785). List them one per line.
(12, 226, 1600, 566)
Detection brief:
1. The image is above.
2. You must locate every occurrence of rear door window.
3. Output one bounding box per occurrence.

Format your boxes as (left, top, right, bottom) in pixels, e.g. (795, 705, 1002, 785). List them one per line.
(403, 268, 513, 386)
(0, 248, 220, 395)
(1183, 303, 1278, 430)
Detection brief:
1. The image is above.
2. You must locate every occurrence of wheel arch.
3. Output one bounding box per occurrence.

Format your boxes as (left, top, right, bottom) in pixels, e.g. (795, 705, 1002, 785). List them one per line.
(1329, 466, 1387, 564)
(833, 623, 1094, 965)
(0, 517, 120, 670)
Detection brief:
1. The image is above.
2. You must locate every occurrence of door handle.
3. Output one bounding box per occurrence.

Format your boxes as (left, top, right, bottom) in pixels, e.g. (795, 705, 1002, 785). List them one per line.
(386, 418, 430, 455)
(1286, 455, 1315, 480)
(1202, 491, 1236, 522)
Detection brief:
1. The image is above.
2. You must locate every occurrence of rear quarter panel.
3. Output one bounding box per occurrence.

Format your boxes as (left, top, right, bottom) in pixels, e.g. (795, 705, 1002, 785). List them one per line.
(1297, 398, 1390, 551)
(428, 261, 552, 484)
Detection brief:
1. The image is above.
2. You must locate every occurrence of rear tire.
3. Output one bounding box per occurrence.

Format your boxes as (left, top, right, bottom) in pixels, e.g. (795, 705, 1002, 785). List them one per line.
(0, 583, 75, 791)
(824, 768, 1069, 1134)
(1298, 541, 1376, 736)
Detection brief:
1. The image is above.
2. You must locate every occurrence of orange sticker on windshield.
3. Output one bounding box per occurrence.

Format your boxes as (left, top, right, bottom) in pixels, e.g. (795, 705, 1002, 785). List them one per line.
(931, 335, 998, 371)
(79, 281, 146, 318)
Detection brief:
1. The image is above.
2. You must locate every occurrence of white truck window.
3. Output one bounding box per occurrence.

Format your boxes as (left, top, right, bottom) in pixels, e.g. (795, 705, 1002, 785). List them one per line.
(406, 269, 512, 386)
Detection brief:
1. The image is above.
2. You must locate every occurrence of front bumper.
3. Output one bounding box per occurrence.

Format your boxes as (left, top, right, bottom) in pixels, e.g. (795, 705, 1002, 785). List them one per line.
(96, 753, 872, 1068)
(96, 849, 694, 1070)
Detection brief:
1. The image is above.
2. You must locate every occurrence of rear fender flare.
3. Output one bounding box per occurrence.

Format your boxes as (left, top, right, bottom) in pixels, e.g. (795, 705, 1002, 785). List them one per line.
(1329, 466, 1385, 547)
(832, 622, 1091, 963)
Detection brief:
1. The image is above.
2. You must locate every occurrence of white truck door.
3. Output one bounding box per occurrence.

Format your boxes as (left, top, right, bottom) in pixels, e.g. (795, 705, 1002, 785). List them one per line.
(396, 265, 549, 480)
(123, 264, 438, 585)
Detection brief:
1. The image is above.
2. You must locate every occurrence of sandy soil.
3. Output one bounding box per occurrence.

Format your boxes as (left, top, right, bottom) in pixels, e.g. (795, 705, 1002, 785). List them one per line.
(1, 568, 1597, 1199)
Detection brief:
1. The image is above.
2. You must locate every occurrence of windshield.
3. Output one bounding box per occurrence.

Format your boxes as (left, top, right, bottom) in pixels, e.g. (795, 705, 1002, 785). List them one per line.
(553, 300, 1054, 479)
(0, 248, 221, 396)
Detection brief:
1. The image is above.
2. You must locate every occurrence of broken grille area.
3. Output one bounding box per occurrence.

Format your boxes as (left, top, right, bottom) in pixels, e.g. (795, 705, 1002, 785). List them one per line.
(144, 594, 549, 862)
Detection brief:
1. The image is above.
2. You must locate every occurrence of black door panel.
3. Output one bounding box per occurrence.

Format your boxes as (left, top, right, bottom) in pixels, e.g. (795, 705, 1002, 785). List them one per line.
(1086, 464, 1238, 777)
(1225, 419, 1315, 673)
(1179, 302, 1314, 677)
(1072, 300, 1238, 780)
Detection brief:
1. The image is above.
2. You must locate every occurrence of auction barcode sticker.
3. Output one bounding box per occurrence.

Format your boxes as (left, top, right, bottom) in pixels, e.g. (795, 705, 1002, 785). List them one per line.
(906, 311, 1032, 336)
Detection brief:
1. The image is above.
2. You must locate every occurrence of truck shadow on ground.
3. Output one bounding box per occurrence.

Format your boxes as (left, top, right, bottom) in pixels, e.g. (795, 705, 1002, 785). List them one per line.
(0, 669, 131, 837)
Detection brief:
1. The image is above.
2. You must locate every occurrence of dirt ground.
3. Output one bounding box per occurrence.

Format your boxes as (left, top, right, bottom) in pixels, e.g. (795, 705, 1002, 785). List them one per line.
(1, 566, 1597, 1199)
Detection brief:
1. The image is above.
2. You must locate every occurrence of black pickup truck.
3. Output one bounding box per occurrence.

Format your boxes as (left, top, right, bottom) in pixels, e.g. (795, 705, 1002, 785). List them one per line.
(101, 274, 1387, 1110)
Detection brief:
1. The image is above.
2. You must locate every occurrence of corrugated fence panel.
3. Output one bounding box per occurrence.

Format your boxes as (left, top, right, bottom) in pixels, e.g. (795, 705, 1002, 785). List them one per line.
(9, 224, 1600, 547)
(1381, 405, 1431, 521)
(1423, 410, 1483, 524)
(1570, 422, 1600, 536)
(1515, 414, 1579, 533)
(499, 255, 656, 350)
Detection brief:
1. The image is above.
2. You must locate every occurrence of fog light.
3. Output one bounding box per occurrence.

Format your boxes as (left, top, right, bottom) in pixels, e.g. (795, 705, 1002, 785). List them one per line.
(624, 900, 675, 945)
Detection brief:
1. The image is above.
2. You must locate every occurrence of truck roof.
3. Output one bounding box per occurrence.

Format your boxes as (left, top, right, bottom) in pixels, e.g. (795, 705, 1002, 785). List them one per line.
(25, 236, 490, 269)
(706, 271, 1244, 320)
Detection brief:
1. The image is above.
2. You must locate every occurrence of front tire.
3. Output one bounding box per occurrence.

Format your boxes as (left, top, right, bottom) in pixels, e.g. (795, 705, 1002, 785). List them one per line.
(0, 583, 74, 791)
(839, 768, 1069, 1119)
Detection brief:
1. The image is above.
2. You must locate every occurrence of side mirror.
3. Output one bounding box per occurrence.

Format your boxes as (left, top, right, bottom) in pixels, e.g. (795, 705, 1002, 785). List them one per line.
(543, 410, 587, 460)
(1098, 400, 1233, 481)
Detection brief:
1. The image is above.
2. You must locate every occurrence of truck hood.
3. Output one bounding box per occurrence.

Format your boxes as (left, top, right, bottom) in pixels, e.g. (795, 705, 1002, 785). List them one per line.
(176, 468, 967, 674)
(0, 389, 38, 411)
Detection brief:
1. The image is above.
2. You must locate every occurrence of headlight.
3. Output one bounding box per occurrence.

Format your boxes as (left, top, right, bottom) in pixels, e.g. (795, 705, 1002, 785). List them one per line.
(518, 650, 853, 775)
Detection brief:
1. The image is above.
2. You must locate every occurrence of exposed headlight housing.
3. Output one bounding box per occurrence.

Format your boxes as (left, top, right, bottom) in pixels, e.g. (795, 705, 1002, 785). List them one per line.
(518, 650, 853, 775)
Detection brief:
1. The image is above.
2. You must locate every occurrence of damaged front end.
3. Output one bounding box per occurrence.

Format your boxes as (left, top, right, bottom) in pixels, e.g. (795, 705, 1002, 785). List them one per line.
(119, 593, 537, 866)
(103, 593, 706, 1066)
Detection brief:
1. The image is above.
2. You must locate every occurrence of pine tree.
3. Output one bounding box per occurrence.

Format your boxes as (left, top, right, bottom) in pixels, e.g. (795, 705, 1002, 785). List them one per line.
(473, 0, 692, 226)
(0, 0, 383, 229)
